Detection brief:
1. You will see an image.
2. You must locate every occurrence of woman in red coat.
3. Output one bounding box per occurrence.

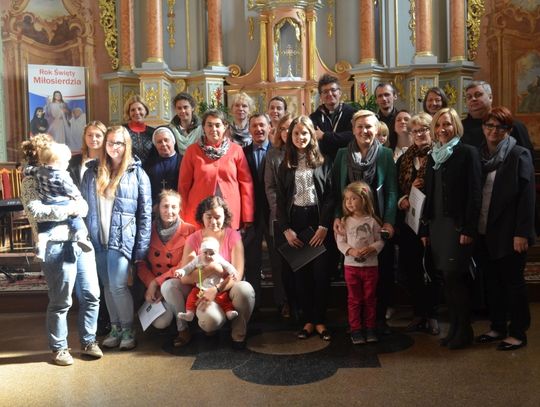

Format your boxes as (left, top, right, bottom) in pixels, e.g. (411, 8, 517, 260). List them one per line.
(137, 189, 196, 347)
(178, 109, 254, 230)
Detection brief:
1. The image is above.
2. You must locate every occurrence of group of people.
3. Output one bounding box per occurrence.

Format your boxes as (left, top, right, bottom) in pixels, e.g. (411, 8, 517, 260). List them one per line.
(19, 75, 535, 367)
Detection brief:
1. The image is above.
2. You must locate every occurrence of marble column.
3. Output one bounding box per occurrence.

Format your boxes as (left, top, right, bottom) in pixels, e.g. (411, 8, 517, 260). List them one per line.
(119, 0, 135, 70)
(359, 0, 376, 65)
(415, 0, 432, 56)
(413, 0, 437, 63)
(207, 0, 223, 66)
(145, 0, 164, 63)
(449, 0, 466, 61)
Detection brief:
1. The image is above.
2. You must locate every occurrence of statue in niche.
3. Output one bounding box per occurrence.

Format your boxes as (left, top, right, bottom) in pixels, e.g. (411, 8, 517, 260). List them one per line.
(274, 18, 302, 82)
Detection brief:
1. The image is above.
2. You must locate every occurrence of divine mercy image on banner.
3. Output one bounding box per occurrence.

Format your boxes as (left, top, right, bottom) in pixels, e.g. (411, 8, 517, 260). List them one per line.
(27, 64, 87, 152)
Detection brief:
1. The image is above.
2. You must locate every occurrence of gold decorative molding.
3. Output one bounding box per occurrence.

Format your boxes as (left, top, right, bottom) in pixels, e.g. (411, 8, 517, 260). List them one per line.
(443, 83, 457, 107)
(327, 0, 335, 6)
(110, 92, 119, 114)
(260, 14, 268, 81)
(466, 0, 485, 60)
(144, 86, 159, 112)
(419, 84, 429, 101)
(174, 79, 186, 93)
(408, 0, 416, 46)
(248, 17, 255, 40)
(167, 0, 176, 48)
(98, 0, 119, 70)
(394, 74, 405, 98)
(409, 81, 416, 109)
(192, 87, 203, 106)
(163, 87, 171, 114)
(123, 90, 137, 106)
(228, 64, 242, 78)
(274, 18, 302, 43)
(327, 13, 334, 38)
(185, 0, 191, 69)
(297, 10, 306, 24)
(335, 60, 352, 74)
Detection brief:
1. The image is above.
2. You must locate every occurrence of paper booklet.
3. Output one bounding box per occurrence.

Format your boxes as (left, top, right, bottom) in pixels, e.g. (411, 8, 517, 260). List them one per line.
(138, 300, 166, 331)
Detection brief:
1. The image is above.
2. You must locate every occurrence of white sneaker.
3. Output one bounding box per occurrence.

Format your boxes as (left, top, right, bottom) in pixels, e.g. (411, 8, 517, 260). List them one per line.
(52, 349, 74, 366)
(178, 311, 194, 321)
(119, 328, 136, 350)
(226, 310, 239, 320)
(102, 325, 121, 348)
(81, 342, 103, 359)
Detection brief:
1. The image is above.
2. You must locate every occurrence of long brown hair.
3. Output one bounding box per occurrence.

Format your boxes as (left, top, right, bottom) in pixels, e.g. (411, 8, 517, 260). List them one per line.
(81, 120, 107, 159)
(283, 115, 324, 169)
(96, 126, 133, 198)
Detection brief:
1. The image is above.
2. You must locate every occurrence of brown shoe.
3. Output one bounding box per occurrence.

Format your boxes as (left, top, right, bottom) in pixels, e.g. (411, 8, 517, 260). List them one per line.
(173, 329, 192, 348)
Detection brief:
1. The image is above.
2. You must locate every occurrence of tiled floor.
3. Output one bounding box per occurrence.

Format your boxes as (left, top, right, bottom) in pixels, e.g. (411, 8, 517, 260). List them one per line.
(0, 304, 538, 406)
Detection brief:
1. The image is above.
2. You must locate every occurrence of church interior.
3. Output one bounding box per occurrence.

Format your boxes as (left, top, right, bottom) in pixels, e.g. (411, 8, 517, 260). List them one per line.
(1, 1, 540, 405)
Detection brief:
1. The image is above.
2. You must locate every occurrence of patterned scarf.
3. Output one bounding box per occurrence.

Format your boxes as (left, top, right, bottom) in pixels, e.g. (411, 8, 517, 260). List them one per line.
(398, 143, 431, 194)
(199, 134, 231, 160)
(480, 136, 515, 175)
(431, 136, 460, 170)
(169, 115, 201, 155)
(346, 138, 380, 186)
(157, 218, 179, 244)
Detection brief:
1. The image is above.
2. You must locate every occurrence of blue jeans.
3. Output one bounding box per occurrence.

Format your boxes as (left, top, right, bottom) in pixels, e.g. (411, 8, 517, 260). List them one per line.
(95, 249, 133, 329)
(41, 242, 100, 351)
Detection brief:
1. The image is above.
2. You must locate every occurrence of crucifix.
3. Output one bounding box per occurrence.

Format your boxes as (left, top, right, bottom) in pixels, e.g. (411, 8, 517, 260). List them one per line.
(280, 44, 300, 78)
(160, 179, 168, 190)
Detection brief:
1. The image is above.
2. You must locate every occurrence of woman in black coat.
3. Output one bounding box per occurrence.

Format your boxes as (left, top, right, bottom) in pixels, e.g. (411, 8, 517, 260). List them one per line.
(276, 115, 335, 341)
(421, 108, 482, 350)
(474, 106, 535, 351)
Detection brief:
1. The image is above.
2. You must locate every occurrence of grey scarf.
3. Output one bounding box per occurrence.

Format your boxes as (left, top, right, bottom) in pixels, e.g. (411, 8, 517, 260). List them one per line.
(347, 138, 380, 186)
(157, 218, 179, 244)
(480, 136, 516, 175)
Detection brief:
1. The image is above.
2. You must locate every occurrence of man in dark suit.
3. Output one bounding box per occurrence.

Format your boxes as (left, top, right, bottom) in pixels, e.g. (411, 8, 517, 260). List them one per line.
(462, 80, 533, 152)
(242, 113, 285, 312)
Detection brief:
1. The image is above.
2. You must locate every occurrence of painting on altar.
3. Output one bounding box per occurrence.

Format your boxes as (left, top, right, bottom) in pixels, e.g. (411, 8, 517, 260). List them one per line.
(516, 52, 540, 114)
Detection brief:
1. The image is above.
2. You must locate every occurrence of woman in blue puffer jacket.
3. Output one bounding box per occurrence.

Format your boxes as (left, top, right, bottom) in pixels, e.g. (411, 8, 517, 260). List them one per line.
(81, 126, 152, 350)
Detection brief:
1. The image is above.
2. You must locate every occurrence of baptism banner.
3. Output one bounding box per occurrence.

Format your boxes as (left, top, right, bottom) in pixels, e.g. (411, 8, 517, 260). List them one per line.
(27, 64, 87, 152)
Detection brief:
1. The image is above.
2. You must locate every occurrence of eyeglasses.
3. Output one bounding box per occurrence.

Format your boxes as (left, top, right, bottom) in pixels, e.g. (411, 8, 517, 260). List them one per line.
(321, 87, 341, 95)
(482, 123, 510, 132)
(106, 141, 126, 148)
(411, 127, 430, 136)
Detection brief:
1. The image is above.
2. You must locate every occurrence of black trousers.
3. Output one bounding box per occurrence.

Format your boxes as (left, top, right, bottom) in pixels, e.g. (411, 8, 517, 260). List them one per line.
(289, 205, 330, 325)
(398, 223, 438, 318)
(477, 238, 530, 341)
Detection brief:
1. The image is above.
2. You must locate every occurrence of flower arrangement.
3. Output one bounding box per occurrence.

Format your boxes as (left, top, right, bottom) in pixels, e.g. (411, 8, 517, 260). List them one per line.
(198, 87, 230, 119)
(350, 81, 378, 112)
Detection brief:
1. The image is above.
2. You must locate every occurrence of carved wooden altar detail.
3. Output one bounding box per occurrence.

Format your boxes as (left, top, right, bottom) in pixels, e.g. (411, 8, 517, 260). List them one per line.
(226, 3, 350, 116)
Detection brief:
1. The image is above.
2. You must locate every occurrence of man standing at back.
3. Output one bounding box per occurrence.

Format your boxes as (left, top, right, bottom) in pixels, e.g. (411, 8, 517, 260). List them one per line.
(375, 83, 399, 149)
(310, 74, 357, 161)
(462, 81, 533, 151)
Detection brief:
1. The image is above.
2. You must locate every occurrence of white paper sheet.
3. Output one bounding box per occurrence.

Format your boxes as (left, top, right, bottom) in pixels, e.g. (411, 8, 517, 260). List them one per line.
(138, 300, 166, 331)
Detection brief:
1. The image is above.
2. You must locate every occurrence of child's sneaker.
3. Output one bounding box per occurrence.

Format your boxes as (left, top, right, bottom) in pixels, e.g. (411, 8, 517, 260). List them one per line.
(366, 328, 379, 343)
(81, 342, 103, 358)
(119, 328, 136, 350)
(226, 310, 238, 320)
(351, 330, 366, 345)
(178, 311, 194, 321)
(102, 325, 121, 348)
(52, 348, 74, 366)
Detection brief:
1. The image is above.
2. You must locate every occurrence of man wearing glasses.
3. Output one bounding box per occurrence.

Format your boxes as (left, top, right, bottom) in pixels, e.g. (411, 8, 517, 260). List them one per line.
(310, 74, 357, 161)
(462, 81, 533, 152)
